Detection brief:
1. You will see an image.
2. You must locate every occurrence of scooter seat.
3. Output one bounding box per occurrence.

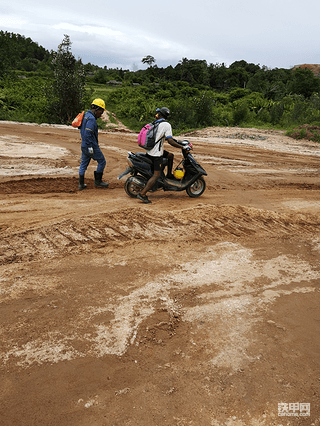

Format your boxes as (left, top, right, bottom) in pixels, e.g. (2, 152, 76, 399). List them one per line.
(135, 152, 153, 165)
(135, 152, 168, 168)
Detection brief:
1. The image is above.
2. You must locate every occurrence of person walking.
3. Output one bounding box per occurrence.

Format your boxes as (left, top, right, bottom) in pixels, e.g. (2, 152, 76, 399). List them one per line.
(78, 98, 109, 190)
(137, 107, 183, 204)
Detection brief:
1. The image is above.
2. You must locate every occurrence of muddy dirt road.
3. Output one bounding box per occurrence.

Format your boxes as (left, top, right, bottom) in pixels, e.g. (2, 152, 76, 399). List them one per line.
(0, 121, 320, 426)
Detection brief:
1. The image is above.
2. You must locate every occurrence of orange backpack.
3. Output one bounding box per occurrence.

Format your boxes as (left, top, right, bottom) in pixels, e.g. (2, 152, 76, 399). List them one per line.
(71, 111, 85, 128)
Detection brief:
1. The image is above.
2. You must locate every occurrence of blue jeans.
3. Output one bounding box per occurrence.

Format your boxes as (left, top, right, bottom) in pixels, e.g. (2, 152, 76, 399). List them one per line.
(79, 146, 106, 175)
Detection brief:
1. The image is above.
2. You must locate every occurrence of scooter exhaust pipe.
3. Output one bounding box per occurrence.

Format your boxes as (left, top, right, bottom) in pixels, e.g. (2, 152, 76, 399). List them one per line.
(129, 176, 146, 188)
(118, 167, 132, 180)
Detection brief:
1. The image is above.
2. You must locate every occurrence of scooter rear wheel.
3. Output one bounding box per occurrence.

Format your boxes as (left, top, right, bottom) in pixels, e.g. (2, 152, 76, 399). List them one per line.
(124, 178, 144, 198)
(186, 177, 206, 198)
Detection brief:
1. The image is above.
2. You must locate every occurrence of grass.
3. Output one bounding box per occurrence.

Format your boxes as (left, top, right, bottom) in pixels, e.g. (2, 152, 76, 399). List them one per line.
(85, 82, 116, 105)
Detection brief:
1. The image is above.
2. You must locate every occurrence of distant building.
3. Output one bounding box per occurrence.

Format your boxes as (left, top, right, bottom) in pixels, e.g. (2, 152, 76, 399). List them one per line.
(107, 80, 122, 86)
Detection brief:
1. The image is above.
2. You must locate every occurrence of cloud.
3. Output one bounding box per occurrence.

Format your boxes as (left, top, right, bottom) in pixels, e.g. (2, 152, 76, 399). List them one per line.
(1, 0, 320, 71)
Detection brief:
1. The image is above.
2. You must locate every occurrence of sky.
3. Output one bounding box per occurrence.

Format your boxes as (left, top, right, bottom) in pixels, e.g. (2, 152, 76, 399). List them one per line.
(1, 0, 319, 71)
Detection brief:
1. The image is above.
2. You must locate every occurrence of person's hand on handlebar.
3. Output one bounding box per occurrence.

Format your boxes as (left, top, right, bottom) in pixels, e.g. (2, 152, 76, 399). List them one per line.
(181, 141, 193, 151)
(168, 138, 193, 151)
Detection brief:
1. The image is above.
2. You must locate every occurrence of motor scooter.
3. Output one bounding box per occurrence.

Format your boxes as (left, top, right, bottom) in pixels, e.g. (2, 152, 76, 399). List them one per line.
(118, 140, 207, 198)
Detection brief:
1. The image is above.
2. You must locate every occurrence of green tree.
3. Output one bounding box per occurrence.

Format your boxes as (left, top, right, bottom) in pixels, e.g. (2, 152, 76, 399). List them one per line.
(142, 55, 155, 67)
(175, 58, 209, 86)
(0, 31, 18, 76)
(93, 68, 107, 84)
(48, 34, 86, 123)
(229, 60, 260, 75)
(208, 63, 229, 90)
(227, 66, 249, 89)
(289, 68, 320, 98)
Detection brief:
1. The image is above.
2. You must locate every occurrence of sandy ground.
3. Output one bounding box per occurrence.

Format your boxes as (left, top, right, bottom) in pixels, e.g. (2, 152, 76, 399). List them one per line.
(0, 121, 320, 426)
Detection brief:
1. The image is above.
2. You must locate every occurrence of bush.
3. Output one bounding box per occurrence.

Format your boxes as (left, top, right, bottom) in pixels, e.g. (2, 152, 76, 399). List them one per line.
(192, 93, 214, 127)
(228, 88, 251, 102)
(232, 100, 250, 125)
(286, 125, 320, 143)
(170, 100, 194, 131)
(0, 75, 49, 122)
(270, 102, 284, 125)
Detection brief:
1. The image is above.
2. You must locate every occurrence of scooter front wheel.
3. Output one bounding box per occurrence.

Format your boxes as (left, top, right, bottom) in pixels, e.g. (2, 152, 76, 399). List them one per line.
(186, 177, 206, 198)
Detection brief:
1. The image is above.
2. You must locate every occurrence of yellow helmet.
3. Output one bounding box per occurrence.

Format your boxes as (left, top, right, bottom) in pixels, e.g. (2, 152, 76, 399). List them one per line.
(91, 98, 106, 110)
(174, 168, 184, 179)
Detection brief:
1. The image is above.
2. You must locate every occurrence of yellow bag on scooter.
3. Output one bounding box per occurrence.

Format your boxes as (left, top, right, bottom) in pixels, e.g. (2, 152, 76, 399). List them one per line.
(173, 167, 184, 180)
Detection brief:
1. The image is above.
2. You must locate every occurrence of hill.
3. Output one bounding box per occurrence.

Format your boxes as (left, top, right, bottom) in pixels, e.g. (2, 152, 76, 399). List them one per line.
(0, 31, 52, 74)
(293, 63, 320, 76)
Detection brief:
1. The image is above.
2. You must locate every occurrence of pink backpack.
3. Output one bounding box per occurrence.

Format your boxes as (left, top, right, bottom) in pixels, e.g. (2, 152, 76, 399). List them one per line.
(137, 120, 165, 150)
(137, 123, 152, 148)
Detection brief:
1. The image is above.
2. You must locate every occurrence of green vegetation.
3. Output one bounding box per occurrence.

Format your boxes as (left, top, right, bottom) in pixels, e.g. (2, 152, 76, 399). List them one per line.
(0, 31, 52, 75)
(104, 84, 320, 136)
(286, 125, 320, 143)
(1, 31, 320, 140)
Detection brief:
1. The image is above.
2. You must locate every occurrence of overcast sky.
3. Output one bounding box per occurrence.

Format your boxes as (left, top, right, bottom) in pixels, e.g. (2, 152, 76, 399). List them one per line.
(1, 0, 319, 71)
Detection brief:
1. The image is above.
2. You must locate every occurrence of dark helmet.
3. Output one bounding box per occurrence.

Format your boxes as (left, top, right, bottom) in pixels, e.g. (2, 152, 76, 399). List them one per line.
(156, 107, 170, 119)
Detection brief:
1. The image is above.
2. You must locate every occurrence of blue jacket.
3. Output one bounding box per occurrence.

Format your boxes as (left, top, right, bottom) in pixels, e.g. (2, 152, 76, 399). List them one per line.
(80, 110, 99, 148)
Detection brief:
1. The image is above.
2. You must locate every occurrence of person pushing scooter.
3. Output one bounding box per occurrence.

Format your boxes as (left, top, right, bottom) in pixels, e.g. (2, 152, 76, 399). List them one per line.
(137, 107, 183, 204)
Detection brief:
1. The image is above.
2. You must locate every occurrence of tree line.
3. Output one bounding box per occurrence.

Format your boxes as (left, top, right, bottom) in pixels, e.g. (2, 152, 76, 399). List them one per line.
(91, 58, 320, 101)
(1, 32, 320, 139)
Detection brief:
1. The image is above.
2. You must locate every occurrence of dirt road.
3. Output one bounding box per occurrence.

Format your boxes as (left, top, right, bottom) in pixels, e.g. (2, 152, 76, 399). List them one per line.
(0, 121, 320, 426)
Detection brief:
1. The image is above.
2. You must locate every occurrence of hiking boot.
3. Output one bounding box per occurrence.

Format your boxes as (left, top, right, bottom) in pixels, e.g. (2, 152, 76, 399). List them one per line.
(94, 171, 109, 188)
(78, 175, 87, 190)
(137, 193, 151, 204)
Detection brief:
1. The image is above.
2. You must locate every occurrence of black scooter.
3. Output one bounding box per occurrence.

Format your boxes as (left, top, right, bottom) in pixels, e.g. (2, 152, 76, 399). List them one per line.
(118, 140, 207, 198)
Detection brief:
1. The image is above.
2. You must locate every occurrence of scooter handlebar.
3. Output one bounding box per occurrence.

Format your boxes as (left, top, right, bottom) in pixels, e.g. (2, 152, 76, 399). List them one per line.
(175, 139, 193, 151)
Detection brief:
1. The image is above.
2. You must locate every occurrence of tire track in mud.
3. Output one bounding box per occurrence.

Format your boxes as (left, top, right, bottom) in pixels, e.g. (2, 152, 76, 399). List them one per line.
(0, 205, 319, 265)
